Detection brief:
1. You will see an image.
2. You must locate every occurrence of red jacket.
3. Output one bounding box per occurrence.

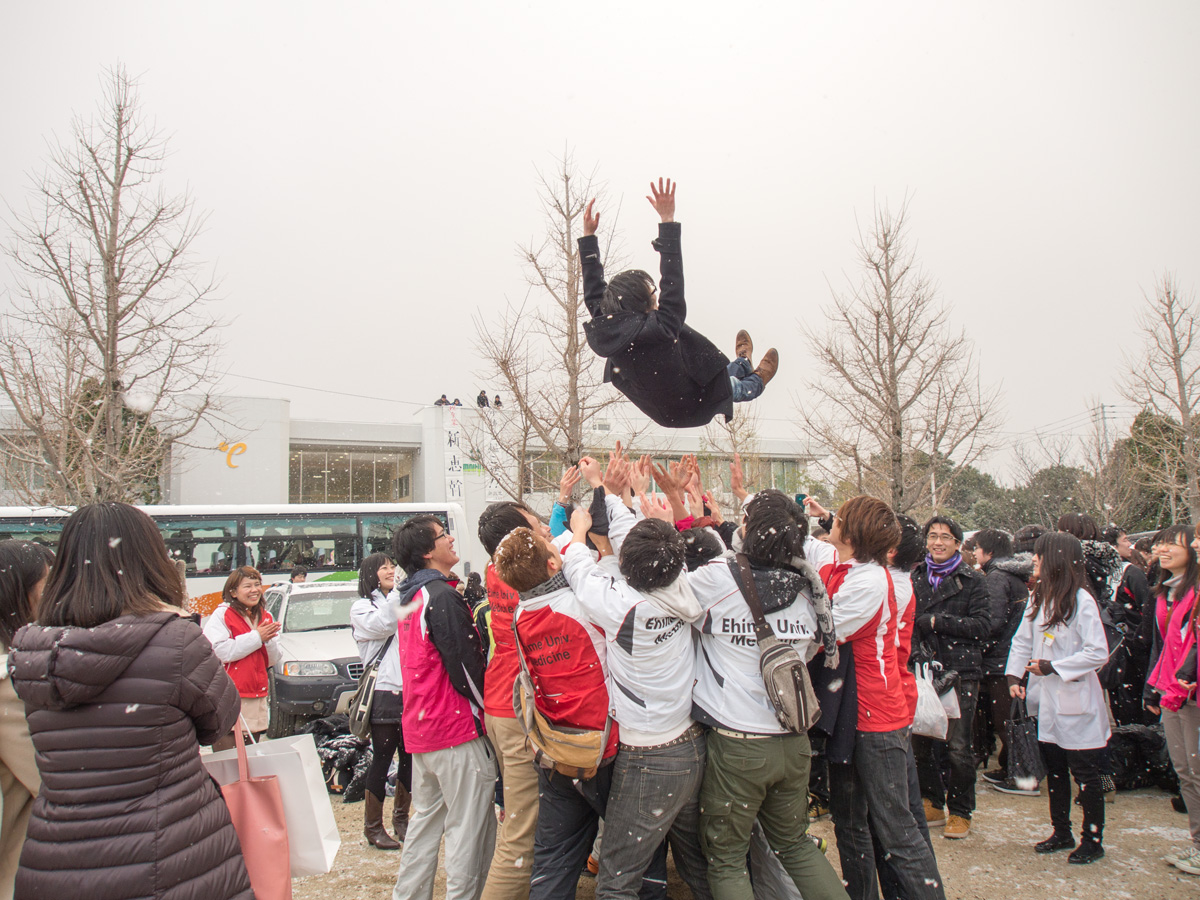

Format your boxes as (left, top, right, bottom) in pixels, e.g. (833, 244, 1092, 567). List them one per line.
(512, 579, 619, 759)
(222, 607, 272, 698)
(483, 564, 521, 718)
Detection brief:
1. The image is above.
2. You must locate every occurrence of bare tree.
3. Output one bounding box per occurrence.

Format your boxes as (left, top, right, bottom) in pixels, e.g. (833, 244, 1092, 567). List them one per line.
(1121, 273, 1200, 521)
(802, 200, 1001, 513)
(0, 66, 221, 505)
(466, 151, 643, 506)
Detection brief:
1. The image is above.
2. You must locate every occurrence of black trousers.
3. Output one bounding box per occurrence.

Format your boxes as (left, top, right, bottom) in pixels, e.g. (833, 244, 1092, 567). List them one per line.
(1040, 741, 1105, 843)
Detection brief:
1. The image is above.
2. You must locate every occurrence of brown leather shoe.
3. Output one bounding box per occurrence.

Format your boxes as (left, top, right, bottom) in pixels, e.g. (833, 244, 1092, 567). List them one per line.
(735, 330, 753, 360)
(753, 348, 778, 386)
(392, 784, 411, 843)
(365, 792, 401, 849)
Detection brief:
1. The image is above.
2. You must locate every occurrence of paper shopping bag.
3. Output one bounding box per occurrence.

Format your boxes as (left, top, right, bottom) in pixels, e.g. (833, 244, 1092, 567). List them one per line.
(205, 732, 340, 877)
(221, 729, 292, 900)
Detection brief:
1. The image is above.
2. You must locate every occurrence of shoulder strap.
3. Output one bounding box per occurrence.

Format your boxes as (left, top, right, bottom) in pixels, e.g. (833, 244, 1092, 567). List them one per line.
(735, 553, 774, 642)
(369, 632, 396, 668)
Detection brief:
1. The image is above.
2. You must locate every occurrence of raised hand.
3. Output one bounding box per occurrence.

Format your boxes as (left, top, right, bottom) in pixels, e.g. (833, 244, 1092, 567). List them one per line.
(803, 496, 830, 520)
(570, 507, 593, 536)
(629, 455, 652, 496)
(558, 465, 581, 505)
(584, 198, 600, 237)
(604, 455, 631, 497)
(579, 456, 604, 489)
(730, 452, 747, 502)
(646, 178, 676, 223)
(639, 492, 674, 523)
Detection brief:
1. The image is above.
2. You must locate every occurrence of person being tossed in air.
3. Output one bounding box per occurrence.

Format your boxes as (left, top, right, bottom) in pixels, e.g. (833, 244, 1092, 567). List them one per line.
(579, 177, 778, 428)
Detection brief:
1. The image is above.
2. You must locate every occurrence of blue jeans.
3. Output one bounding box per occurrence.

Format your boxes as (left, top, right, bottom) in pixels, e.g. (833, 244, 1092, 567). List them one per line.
(728, 357, 764, 403)
(829, 728, 945, 900)
(873, 742, 933, 900)
(597, 731, 711, 900)
(529, 764, 668, 900)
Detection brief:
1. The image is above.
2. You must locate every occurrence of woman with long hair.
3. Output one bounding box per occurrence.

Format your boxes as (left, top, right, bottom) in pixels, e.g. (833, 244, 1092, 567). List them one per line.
(1007, 532, 1111, 864)
(202, 565, 281, 748)
(1143, 525, 1200, 873)
(0, 541, 52, 900)
(8, 502, 251, 898)
(350, 552, 413, 849)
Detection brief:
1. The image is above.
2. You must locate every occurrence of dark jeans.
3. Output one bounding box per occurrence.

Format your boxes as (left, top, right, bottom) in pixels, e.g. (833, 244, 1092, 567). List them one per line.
(529, 764, 667, 900)
(367, 722, 413, 799)
(914, 679, 978, 819)
(978, 675, 1012, 773)
(727, 357, 765, 403)
(830, 728, 945, 900)
(873, 742, 932, 900)
(598, 731, 711, 900)
(1041, 742, 1106, 843)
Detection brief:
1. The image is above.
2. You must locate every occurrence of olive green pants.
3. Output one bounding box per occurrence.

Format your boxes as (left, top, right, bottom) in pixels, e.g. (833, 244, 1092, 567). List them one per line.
(699, 730, 848, 900)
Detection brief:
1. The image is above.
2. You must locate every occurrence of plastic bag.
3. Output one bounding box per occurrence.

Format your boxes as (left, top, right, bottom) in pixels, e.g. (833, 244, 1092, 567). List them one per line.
(913, 663, 949, 740)
(940, 684, 961, 719)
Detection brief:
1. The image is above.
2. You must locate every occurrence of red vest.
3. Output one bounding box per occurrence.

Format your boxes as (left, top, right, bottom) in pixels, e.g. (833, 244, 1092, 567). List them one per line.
(223, 607, 272, 698)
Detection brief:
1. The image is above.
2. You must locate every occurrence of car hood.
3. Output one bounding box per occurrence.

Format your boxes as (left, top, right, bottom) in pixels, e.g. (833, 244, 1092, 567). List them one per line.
(277, 628, 359, 664)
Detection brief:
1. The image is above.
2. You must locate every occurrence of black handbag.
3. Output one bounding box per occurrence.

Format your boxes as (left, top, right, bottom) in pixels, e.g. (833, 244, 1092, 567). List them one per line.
(1006, 694, 1047, 784)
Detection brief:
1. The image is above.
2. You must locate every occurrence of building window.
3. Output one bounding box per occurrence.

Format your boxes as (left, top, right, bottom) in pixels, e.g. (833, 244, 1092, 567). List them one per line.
(288, 447, 414, 503)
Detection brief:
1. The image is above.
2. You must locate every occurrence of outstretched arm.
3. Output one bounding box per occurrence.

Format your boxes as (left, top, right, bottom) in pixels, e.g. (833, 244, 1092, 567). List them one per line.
(578, 198, 608, 318)
(642, 178, 685, 340)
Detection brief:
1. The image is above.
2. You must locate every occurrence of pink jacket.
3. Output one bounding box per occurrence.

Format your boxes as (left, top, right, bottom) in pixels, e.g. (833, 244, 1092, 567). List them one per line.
(1148, 588, 1197, 712)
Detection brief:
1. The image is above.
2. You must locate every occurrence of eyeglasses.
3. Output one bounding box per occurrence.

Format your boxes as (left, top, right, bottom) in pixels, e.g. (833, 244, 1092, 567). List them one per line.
(434, 531, 452, 542)
(926, 534, 959, 545)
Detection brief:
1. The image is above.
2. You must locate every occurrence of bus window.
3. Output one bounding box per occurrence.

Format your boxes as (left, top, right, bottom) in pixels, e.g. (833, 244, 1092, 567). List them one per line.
(246, 516, 356, 572)
(0, 519, 64, 550)
(361, 512, 448, 558)
(156, 519, 238, 577)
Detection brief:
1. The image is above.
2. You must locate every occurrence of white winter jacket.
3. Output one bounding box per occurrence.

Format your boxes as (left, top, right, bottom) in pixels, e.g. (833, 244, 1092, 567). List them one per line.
(1005, 588, 1111, 750)
(202, 603, 282, 668)
(351, 589, 403, 692)
(561, 495, 702, 746)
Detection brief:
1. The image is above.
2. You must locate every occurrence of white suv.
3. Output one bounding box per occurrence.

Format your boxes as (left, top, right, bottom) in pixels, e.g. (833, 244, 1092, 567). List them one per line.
(262, 581, 363, 737)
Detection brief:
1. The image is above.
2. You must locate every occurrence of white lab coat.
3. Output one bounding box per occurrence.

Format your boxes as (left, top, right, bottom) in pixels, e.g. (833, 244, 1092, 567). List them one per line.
(1005, 588, 1111, 750)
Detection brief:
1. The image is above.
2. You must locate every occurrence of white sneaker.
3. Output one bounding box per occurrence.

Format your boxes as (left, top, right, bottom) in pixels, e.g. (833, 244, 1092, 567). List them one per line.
(1173, 846, 1200, 874)
(1163, 846, 1192, 865)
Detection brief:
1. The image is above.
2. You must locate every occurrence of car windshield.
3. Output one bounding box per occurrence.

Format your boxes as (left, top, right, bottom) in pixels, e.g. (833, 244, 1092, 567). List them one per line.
(282, 591, 357, 633)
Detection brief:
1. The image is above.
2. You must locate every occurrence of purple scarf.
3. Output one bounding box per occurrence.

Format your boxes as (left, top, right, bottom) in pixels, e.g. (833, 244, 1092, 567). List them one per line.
(925, 552, 962, 591)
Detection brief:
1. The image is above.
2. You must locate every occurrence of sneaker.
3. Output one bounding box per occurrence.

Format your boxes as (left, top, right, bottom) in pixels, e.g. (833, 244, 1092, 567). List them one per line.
(944, 815, 971, 839)
(1162, 846, 1196, 865)
(993, 777, 1040, 796)
(810, 834, 828, 854)
(1173, 847, 1200, 873)
(923, 798, 946, 828)
(808, 795, 831, 821)
(1035, 831, 1076, 854)
(981, 768, 1007, 785)
(1068, 841, 1104, 865)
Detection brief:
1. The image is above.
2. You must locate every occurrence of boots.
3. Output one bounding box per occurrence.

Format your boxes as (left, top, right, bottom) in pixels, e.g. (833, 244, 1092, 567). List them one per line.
(735, 330, 753, 360)
(392, 784, 412, 843)
(752, 349, 779, 387)
(364, 792, 401, 850)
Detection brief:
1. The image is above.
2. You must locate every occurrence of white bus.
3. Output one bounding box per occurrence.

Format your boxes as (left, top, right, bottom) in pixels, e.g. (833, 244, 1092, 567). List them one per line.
(0, 502, 467, 616)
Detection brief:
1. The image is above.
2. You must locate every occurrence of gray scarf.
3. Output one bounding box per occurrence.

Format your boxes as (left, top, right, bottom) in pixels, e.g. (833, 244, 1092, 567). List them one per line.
(519, 571, 569, 602)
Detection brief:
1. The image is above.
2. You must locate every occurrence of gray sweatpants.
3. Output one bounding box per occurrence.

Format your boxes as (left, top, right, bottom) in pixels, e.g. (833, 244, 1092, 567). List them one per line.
(1163, 703, 1200, 849)
(393, 736, 499, 900)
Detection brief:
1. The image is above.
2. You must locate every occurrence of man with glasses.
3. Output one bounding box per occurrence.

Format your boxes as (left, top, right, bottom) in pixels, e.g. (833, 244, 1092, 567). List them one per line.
(911, 516, 991, 840)
(390, 515, 497, 900)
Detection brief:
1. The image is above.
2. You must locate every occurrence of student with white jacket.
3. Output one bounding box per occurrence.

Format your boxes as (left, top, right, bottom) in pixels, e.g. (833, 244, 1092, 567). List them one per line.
(351, 552, 412, 850)
(1006, 532, 1111, 865)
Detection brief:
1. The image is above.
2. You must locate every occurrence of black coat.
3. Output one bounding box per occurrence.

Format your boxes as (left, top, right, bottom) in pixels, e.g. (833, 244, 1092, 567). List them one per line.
(912, 560, 992, 681)
(579, 223, 734, 428)
(980, 554, 1033, 676)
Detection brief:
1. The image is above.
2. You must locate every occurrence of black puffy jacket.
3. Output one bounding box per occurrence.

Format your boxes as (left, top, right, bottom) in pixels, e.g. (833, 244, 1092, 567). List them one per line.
(9, 611, 252, 900)
(980, 554, 1033, 676)
(912, 561, 992, 681)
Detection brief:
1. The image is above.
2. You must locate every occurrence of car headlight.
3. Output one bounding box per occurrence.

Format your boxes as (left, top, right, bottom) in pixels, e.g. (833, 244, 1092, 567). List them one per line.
(282, 661, 338, 677)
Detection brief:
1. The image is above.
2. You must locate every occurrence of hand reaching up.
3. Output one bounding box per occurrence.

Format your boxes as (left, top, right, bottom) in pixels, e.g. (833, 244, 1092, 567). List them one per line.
(646, 178, 676, 223)
(558, 465, 581, 505)
(584, 198, 600, 237)
(639, 492, 674, 523)
(579, 456, 604, 490)
(730, 452, 748, 502)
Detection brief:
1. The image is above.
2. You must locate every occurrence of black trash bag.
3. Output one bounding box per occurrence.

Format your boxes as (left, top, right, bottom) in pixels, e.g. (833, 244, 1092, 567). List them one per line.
(1006, 696, 1047, 784)
(1109, 723, 1180, 793)
(296, 714, 373, 802)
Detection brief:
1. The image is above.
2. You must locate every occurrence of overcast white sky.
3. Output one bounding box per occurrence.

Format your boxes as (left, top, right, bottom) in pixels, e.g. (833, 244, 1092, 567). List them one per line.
(2, 1, 1198, 484)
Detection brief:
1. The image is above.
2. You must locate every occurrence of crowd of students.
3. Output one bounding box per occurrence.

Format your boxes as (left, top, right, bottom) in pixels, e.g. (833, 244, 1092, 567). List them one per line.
(0, 456, 1197, 900)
